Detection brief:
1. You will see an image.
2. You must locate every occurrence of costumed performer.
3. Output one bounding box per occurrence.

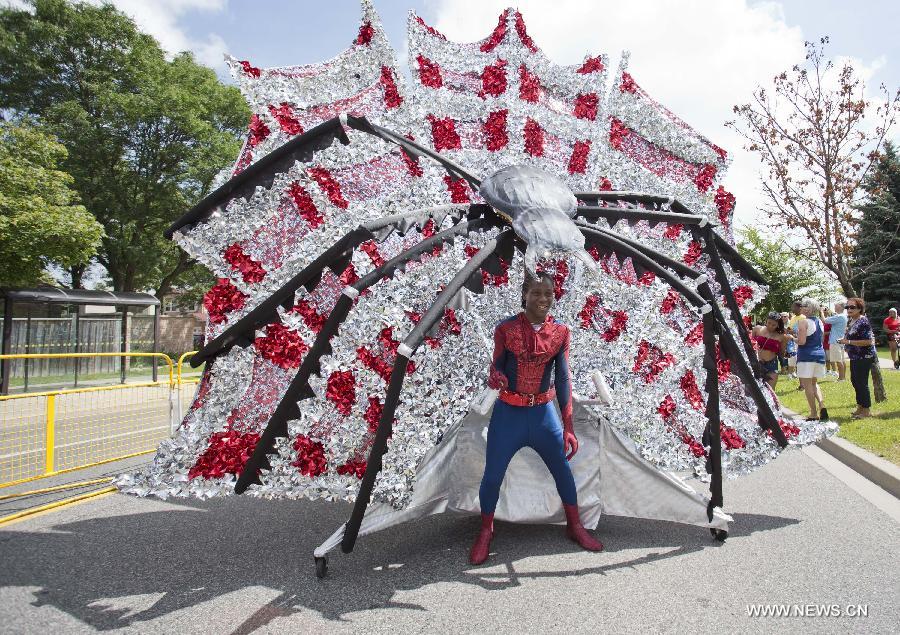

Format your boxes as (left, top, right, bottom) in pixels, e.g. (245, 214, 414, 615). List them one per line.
(470, 271, 604, 565)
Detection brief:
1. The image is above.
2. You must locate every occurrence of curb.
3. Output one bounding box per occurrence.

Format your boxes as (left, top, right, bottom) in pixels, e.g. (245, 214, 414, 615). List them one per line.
(782, 406, 900, 500)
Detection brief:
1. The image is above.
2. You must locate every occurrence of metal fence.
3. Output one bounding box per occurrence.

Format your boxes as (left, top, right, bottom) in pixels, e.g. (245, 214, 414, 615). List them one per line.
(0, 352, 200, 487)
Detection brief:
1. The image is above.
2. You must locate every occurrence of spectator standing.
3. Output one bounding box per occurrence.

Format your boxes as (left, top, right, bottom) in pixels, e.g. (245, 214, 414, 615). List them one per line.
(753, 313, 788, 388)
(884, 308, 900, 370)
(823, 307, 833, 375)
(839, 298, 878, 419)
(778, 312, 791, 373)
(786, 300, 803, 379)
(796, 298, 828, 420)
(824, 301, 848, 381)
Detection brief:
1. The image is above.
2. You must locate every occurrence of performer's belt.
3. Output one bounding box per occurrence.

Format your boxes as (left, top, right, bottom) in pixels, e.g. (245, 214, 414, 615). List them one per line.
(498, 387, 556, 407)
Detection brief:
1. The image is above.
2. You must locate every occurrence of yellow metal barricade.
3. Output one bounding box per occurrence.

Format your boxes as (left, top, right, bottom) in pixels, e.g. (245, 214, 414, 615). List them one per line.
(0, 353, 176, 487)
(176, 351, 200, 429)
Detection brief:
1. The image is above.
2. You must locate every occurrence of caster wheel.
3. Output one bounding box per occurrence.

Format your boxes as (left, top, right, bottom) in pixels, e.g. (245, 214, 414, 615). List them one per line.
(315, 556, 328, 578)
(709, 528, 728, 542)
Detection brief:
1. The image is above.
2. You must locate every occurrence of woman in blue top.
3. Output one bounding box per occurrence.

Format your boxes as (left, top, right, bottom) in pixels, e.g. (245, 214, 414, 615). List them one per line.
(796, 297, 829, 421)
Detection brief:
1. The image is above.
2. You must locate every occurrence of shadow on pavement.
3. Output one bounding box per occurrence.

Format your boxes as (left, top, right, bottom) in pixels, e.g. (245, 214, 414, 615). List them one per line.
(0, 496, 798, 632)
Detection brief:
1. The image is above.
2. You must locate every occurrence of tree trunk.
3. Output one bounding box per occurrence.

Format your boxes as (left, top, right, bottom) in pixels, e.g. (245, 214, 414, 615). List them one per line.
(69, 264, 86, 289)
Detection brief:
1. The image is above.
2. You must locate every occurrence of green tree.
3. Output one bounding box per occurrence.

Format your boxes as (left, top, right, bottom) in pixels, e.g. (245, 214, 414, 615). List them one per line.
(0, 0, 249, 296)
(737, 226, 838, 320)
(853, 142, 900, 338)
(0, 120, 103, 287)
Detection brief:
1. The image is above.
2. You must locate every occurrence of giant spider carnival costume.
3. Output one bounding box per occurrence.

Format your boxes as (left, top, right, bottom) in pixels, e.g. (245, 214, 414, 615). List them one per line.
(118, 2, 835, 576)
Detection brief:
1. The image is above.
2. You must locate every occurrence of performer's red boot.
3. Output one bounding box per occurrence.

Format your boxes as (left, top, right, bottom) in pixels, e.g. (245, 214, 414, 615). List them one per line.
(469, 513, 494, 565)
(563, 503, 604, 551)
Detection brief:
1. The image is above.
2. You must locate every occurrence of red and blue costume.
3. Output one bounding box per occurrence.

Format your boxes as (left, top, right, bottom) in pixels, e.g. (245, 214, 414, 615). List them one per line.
(479, 312, 578, 514)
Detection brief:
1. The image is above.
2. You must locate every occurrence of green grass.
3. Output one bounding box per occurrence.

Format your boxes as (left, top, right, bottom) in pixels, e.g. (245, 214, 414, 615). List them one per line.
(876, 344, 897, 362)
(774, 369, 900, 466)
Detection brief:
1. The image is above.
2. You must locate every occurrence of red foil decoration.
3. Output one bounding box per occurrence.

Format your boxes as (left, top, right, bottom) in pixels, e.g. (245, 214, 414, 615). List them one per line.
(684, 322, 704, 346)
(523, 118, 544, 157)
(415, 15, 446, 40)
(287, 182, 325, 228)
(683, 240, 703, 266)
(518, 64, 541, 102)
(247, 114, 270, 148)
(609, 117, 629, 150)
(444, 175, 471, 203)
(682, 433, 707, 457)
(429, 116, 462, 151)
(481, 59, 508, 97)
(223, 243, 267, 284)
(238, 60, 261, 78)
(254, 323, 308, 369)
(465, 245, 509, 286)
(291, 434, 327, 476)
(309, 167, 348, 209)
(189, 430, 260, 479)
(660, 288, 680, 314)
(577, 56, 605, 74)
(483, 110, 509, 151)
(364, 395, 383, 433)
(680, 370, 705, 411)
(380, 66, 403, 109)
(267, 103, 303, 136)
(360, 240, 385, 268)
(720, 423, 746, 450)
(339, 263, 359, 286)
(400, 133, 423, 177)
(638, 270, 656, 286)
(657, 395, 677, 423)
(416, 54, 443, 88)
(290, 299, 326, 334)
(663, 223, 684, 240)
(712, 144, 728, 160)
(568, 140, 591, 174)
(481, 9, 508, 52)
(325, 370, 356, 416)
(355, 22, 374, 45)
(732, 285, 754, 308)
(633, 340, 675, 383)
(514, 11, 537, 51)
(693, 164, 717, 192)
(714, 186, 735, 226)
(619, 72, 638, 93)
(573, 93, 599, 121)
(337, 459, 367, 479)
(204, 279, 247, 324)
(598, 177, 613, 191)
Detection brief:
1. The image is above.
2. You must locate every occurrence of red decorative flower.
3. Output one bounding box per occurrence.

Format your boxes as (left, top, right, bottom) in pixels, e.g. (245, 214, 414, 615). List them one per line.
(573, 93, 599, 120)
(465, 244, 510, 286)
(254, 323, 308, 369)
(380, 66, 403, 108)
(400, 133, 423, 177)
(287, 182, 325, 228)
(664, 223, 684, 240)
(716, 343, 731, 380)
(684, 322, 704, 346)
(189, 430, 260, 480)
(679, 370, 705, 411)
(325, 370, 356, 415)
(771, 419, 800, 439)
(609, 118, 629, 150)
(290, 299, 326, 334)
(444, 175, 471, 203)
(337, 459, 367, 479)
(238, 60, 261, 78)
(638, 270, 655, 286)
(481, 9, 508, 52)
(309, 167, 348, 209)
(619, 72, 638, 94)
(732, 285, 753, 309)
(633, 340, 675, 383)
(720, 423, 745, 450)
(518, 64, 541, 102)
(222, 244, 266, 284)
(364, 395, 383, 433)
(657, 395, 677, 423)
(524, 118, 544, 157)
(268, 102, 303, 136)
(660, 288, 680, 314)
(714, 186, 735, 225)
(415, 15, 447, 40)
(711, 144, 728, 160)
(204, 279, 247, 324)
(577, 56, 605, 74)
(483, 110, 509, 152)
(682, 433, 707, 457)
(339, 263, 359, 286)
(539, 259, 568, 299)
(514, 11, 537, 52)
(693, 164, 717, 192)
(247, 114, 270, 148)
(429, 116, 461, 151)
(598, 177, 613, 191)
(568, 140, 591, 175)
(416, 54, 443, 88)
(357, 327, 416, 382)
(481, 59, 507, 98)
(360, 240, 385, 268)
(683, 240, 703, 266)
(355, 21, 374, 45)
(291, 434, 327, 476)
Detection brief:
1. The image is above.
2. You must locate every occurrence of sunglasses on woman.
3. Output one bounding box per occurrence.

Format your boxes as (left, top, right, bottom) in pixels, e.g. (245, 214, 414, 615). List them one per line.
(846, 305, 860, 310)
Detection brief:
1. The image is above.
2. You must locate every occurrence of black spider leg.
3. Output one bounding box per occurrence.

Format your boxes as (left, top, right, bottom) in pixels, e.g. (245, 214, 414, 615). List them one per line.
(188, 205, 471, 368)
(234, 208, 503, 494)
(576, 222, 785, 446)
(701, 309, 723, 520)
(341, 229, 515, 554)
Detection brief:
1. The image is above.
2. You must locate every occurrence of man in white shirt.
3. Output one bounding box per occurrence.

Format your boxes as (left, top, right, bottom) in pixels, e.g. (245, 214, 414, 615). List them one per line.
(824, 301, 848, 381)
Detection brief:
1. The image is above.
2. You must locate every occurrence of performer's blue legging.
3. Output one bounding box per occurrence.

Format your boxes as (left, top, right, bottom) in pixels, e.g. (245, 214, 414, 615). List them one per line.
(478, 400, 578, 514)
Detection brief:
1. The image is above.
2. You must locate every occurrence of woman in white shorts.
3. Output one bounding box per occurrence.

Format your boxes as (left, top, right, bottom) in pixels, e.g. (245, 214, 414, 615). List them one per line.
(796, 298, 829, 420)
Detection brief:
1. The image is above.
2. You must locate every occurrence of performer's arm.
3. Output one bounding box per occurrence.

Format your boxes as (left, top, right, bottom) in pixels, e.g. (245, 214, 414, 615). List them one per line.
(554, 327, 577, 459)
(487, 324, 509, 390)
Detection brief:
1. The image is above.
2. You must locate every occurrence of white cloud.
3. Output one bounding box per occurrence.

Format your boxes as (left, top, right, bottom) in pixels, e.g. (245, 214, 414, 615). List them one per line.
(429, 0, 887, 229)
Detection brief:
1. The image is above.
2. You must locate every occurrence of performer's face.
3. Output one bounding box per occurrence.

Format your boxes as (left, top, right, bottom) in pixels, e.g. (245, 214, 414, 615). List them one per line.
(524, 279, 554, 321)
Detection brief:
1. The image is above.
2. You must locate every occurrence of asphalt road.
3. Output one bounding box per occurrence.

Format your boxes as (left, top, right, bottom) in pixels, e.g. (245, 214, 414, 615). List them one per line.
(0, 447, 897, 634)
